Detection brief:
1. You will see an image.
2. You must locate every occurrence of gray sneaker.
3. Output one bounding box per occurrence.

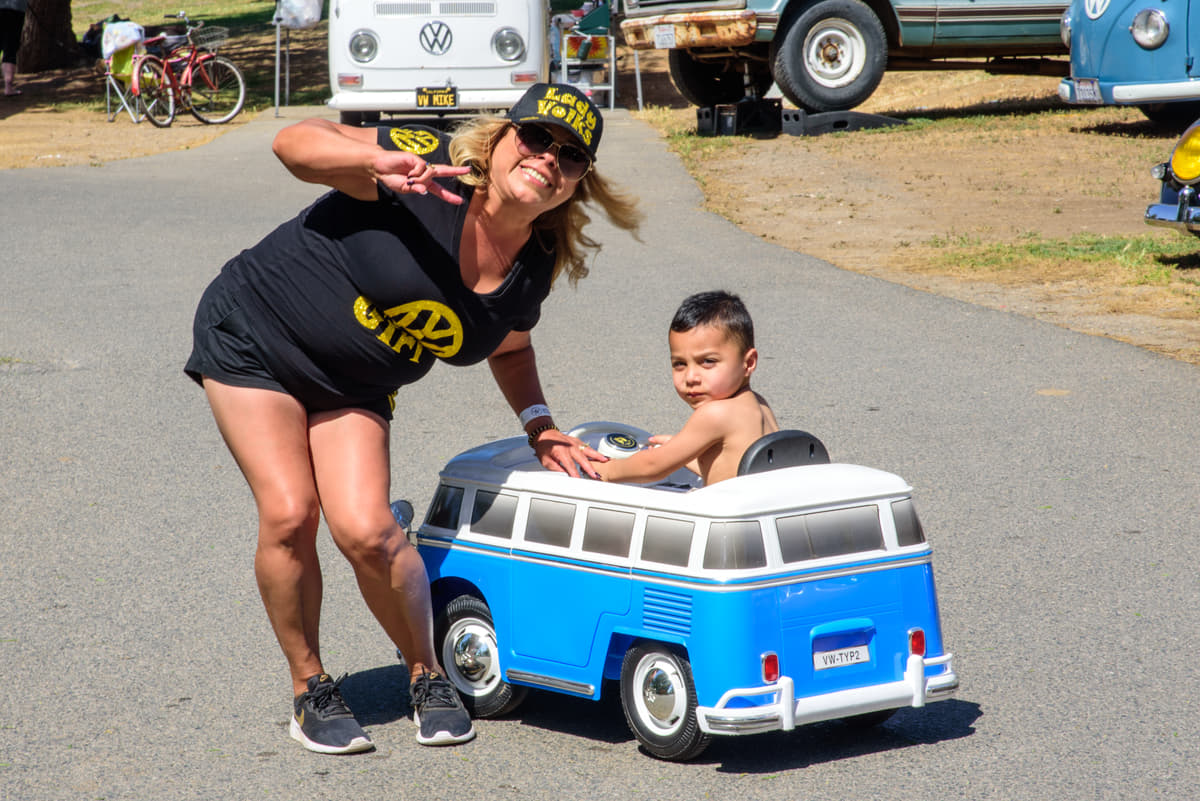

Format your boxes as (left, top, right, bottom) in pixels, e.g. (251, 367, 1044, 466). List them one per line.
(289, 673, 374, 754)
(410, 668, 476, 746)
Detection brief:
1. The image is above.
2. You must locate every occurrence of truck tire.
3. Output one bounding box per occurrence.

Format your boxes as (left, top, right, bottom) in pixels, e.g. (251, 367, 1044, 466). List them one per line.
(668, 49, 773, 107)
(770, 0, 887, 112)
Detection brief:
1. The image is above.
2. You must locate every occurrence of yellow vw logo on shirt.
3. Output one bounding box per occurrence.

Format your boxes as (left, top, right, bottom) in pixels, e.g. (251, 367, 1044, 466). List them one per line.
(354, 297, 464, 362)
(388, 127, 441, 156)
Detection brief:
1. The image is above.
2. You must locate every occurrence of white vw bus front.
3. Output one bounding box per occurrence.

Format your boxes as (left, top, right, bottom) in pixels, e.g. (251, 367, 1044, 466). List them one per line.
(328, 0, 548, 122)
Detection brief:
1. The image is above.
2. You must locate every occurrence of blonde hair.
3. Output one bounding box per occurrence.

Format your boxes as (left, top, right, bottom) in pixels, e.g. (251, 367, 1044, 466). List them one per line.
(448, 116, 642, 286)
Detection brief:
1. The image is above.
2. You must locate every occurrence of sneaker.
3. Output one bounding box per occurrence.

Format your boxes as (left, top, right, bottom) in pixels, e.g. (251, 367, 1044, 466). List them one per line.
(289, 673, 374, 754)
(410, 668, 475, 746)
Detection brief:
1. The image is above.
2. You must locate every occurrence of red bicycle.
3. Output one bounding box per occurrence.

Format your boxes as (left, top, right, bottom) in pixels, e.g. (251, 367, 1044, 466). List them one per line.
(139, 12, 246, 128)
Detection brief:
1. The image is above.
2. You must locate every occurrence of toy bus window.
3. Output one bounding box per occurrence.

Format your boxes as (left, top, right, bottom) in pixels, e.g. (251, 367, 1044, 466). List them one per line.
(525, 497, 576, 548)
(806, 505, 884, 558)
(426, 484, 464, 531)
(582, 507, 635, 557)
(471, 490, 517, 539)
(777, 505, 883, 562)
(776, 514, 815, 562)
(891, 498, 926, 546)
(641, 516, 694, 567)
(703, 521, 766, 569)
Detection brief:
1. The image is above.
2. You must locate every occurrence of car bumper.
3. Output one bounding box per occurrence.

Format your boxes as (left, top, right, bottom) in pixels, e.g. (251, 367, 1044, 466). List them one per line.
(1146, 185, 1200, 233)
(327, 88, 533, 113)
(1060, 77, 1200, 105)
(695, 653, 958, 735)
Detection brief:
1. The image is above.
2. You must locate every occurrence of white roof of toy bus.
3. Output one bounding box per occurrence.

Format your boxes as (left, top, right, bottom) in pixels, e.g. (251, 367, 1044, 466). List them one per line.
(437, 434, 914, 518)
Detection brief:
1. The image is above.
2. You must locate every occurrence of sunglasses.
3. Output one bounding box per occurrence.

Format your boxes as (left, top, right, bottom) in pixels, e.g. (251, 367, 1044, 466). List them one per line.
(513, 123, 593, 181)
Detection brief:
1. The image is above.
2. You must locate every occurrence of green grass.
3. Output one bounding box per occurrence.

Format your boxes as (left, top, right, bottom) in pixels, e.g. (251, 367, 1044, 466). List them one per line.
(72, 0, 279, 38)
(926, 231, 1200, 289)
(71, 0, 331, 111)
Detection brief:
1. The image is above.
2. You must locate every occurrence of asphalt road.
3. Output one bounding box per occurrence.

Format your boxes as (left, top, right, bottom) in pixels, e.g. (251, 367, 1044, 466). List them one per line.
(2, 107, 1198, 801)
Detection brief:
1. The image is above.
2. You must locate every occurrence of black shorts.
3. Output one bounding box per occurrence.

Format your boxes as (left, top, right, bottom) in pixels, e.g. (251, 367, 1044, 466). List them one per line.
(0, 10, 24, 64)
(184, 276, 394, 421)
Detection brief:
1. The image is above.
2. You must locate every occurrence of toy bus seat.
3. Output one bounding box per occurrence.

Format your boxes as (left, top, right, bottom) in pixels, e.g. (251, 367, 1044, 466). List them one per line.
(101, 21, 147, 123)
(736, 430, 830, 476)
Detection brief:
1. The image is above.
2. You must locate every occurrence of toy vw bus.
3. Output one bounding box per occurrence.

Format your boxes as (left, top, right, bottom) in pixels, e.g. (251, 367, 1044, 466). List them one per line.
(1059, 0, 1200, 124)
(406, 422, 958, 760)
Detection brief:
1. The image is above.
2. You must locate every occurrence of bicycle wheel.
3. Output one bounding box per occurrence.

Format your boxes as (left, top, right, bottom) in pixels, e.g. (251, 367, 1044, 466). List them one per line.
(136, 56, 175, 128)
(188, 55, 245, 124)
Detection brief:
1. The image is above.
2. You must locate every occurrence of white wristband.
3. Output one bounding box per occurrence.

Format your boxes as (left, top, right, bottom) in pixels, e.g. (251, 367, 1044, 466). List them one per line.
(518, 404, 552, 426)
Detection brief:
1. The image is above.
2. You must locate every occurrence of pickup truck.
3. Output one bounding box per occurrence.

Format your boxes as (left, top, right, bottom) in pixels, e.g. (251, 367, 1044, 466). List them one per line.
(620, 0, 1070, 112)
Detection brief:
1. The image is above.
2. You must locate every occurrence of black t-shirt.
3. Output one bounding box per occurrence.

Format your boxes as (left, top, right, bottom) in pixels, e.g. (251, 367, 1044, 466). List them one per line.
(219, 124, 555, 410)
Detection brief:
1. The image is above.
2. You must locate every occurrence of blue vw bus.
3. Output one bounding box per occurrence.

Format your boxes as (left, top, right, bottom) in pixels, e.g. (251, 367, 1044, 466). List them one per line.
(404, 422, 958, 760)
(1059, 0, 1200, 124)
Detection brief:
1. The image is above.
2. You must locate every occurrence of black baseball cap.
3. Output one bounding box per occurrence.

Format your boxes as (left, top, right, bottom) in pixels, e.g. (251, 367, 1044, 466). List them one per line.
(507, 82, 603, 159)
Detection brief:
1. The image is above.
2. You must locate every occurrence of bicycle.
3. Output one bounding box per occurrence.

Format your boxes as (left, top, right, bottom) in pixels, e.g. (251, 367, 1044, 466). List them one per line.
(139, 12, 246, 127)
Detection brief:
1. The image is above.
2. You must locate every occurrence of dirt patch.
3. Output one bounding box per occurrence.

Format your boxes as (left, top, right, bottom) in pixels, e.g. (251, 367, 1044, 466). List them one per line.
(4, 42, 1198, 363)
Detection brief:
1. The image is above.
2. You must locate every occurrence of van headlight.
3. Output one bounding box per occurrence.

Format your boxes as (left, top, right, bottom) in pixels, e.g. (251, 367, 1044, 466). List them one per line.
(1060, 7, 1072, 49)
(1130, 9, 1168, 50)
(492, 28, 526, 62)
(1170, 121, 1200, 184)
(349, 29, 379, 63)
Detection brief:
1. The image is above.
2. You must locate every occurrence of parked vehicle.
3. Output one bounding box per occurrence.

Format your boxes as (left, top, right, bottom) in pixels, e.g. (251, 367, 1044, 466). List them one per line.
(619, 0, 1069, 112)
(327, 0, 549, 125)
(403, 421, 958, 760)
(1058, 0, 1200, 125)
(1145, 119, 1200, 234)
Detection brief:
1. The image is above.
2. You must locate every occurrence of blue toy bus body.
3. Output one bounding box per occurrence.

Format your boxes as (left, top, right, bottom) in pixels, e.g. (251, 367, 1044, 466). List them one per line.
(411, 423, 958, 759)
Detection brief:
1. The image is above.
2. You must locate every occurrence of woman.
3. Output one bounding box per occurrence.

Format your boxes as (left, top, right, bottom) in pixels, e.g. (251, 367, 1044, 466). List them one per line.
(0, 0, 25, 97)
(185, 83, 639, 752)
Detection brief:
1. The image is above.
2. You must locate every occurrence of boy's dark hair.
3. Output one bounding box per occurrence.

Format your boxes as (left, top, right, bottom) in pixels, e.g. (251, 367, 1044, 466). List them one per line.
(670, 291, 755, 352)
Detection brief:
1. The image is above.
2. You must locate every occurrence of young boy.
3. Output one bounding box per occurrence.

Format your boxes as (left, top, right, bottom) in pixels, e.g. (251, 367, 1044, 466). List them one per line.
(594, 291, 779, 486)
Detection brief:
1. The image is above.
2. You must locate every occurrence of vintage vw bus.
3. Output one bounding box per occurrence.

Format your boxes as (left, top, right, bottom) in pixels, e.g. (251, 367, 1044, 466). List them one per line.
(404, 422, 958, 760)
(1059, 0, 1200, 124)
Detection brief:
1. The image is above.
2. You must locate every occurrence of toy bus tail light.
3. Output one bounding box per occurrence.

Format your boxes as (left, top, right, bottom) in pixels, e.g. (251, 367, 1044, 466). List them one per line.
(908, 628, 926, 657)
(762, 652, 780, 683)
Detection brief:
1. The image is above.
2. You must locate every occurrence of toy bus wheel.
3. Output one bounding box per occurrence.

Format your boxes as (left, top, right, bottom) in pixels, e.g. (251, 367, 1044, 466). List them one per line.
(434, 594, 527, 718)
(619, 644, 711, 761)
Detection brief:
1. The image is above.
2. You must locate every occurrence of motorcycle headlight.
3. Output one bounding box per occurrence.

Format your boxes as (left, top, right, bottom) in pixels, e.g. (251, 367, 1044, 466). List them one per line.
(349, 29, 379, 63)
(492, 28, 526, 62)
(1170, 122, 1200, 184)
(1060, 8, 1073, 49)
(1130, 9, 1169, 50)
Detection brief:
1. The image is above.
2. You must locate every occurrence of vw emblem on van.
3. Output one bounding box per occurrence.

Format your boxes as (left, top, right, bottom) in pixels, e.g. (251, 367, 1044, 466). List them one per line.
(420, 21, 453, 55)
(1084, 0, 1110, 19)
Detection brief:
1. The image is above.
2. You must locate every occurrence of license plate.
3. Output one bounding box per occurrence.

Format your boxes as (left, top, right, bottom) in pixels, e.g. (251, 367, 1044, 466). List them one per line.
(653, 24, 676, 49)
(417, 86, 458, 109)
(1074, 78, 1102, 104)
(814, 645, 870, 670)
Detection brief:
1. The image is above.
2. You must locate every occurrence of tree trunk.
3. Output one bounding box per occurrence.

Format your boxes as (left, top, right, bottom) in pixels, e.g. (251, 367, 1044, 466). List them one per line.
(17, 0, 79, 73)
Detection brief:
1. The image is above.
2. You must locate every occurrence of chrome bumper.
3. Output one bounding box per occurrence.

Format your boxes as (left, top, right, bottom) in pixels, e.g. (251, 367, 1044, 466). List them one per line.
(1145, 184, 1200, 233)
(695, 653, 958, 735)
